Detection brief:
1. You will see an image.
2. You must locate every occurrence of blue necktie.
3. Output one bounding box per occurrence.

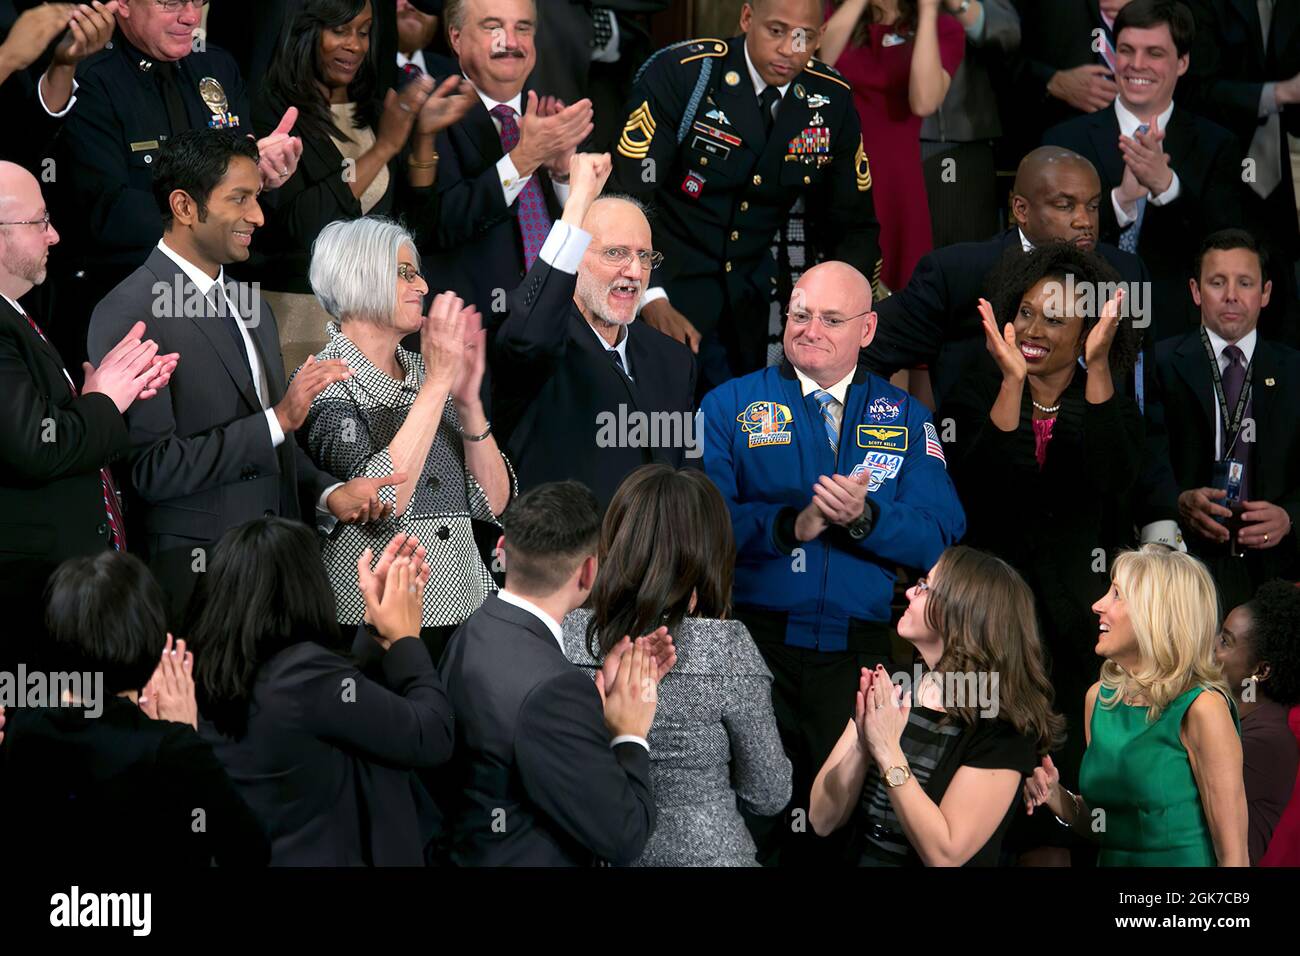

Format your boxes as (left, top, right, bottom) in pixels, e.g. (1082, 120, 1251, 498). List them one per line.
(813, 389, 839, 457)
(1118, 123, 1149, 254)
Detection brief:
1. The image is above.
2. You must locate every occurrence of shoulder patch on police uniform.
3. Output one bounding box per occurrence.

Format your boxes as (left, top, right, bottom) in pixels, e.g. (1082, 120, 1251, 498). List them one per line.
(854, 135, 872, 191)
(617, 101, 656, 160)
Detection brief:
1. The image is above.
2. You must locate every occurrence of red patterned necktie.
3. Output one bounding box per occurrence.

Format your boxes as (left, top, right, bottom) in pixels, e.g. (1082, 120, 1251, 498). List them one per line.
(490, 103, 552, 270)
(23, 311, 128, 551)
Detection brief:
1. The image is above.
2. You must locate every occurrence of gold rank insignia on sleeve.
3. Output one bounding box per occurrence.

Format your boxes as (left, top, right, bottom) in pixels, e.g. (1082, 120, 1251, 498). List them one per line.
(618, 101, 656, 160)
(854, 136, 872, 192)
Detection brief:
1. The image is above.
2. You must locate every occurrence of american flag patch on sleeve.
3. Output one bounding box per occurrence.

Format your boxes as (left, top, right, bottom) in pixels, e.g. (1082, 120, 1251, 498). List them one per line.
(924, 422, 946, 465)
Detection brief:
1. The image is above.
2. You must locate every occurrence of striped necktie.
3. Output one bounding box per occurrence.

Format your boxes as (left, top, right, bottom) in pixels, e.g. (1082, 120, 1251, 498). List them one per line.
(813, 388, 840, 456)
(23, 310, 128, 551)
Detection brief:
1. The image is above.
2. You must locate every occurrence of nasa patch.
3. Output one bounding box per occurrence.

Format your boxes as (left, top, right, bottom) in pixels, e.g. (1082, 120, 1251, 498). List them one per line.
(867, 396, 902, 423)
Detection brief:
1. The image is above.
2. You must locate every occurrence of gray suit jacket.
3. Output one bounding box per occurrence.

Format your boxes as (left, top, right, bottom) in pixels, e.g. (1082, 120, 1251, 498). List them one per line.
(86, 246, 334, 614)
(921, 0, 1020, 143)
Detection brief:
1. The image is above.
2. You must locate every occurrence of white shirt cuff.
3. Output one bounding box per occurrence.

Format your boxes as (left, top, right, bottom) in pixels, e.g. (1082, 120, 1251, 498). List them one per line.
(642, 286, 668, 306)
(1261, 82, 1279, 117)
(316, 482, 344, 532)
(38, 72, 77, 117)
(1140, 519, 1187, 552)
(1149, 170, 1180, 206)
(498, 153, 529, 206)
(610, 734, 649, 752)
(1111, 188, 1138, 228)
(538, 220, 592, 273)
(264, 408, 285, 448)
(552, 179, 571, 208)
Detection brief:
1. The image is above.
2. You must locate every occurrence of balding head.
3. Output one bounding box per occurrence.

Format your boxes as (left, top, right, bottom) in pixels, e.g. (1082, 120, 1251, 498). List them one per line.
(783, 260, 875, 386)
(1011, 147, 1103, 251)
(575, 195, 655, 329)
(0, 161, 59, 299)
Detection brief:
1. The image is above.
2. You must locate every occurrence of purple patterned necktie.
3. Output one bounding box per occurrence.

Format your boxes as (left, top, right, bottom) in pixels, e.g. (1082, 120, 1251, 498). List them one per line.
(491, 103, 552, 270)
(1221, 344, 1252, 500)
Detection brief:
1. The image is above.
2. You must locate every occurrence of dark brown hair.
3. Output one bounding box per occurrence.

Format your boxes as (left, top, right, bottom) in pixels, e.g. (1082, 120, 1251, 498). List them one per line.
(586, 465, 735, 658)
(923, 546, 1066, 754)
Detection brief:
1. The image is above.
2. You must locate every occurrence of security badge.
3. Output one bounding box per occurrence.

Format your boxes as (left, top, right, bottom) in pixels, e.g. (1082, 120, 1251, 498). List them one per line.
(200, 77, 239, 129)
(738, 401, 794, 447)
(617, 100, 656, 160)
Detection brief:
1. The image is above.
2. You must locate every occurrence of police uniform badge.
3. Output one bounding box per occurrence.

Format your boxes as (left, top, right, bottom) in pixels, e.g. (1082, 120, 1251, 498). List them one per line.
(738, 401, 793, 447)
(617, 101, 656, 160)
(200, 77, 239, 129)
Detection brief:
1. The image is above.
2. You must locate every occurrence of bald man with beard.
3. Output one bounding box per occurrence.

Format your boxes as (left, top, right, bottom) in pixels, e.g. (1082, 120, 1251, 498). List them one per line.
(491, 152, 696, 509)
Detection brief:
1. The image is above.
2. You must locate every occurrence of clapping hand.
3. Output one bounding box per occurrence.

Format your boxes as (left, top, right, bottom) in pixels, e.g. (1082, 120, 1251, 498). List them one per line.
(51, 1, 117, 67)
(1083, 287, 1124, 369)
(83, 321, 180, 413)
(596, 636, 659, 739)
(1022, 754, 1061, 815)
(811, 472, 869, 526)
(255, 107, 304, 190)
(597, 625, 677, 696)
(979, 296, 1026, 383)
(417, 75, 477, 136)
(449, 303, 487, 410)
(420, 290, 469, 388)
(358, 532, 431, 648)
(857, 665, 910, 767)
(1118, 115, 1173, 196)
(139, 633, 197, 730)
(327, 472, 408, 524)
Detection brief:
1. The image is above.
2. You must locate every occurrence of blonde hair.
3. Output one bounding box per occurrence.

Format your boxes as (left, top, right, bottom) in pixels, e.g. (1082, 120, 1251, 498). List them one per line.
(1100, 545, 1230, 721)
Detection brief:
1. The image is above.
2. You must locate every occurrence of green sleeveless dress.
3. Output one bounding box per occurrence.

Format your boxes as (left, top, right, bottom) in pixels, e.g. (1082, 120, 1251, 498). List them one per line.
(1079, 685, 1238, 866)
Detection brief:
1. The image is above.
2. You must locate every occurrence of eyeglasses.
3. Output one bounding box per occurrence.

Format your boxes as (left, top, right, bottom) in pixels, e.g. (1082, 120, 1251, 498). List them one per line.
(596, 246, 664, 270)
(0, 214, 52, 231)
(397, 263, 424, 283)
(785, 307, 871, 330)
(154, 0, 209, 12)
(914, 576, 930, 594)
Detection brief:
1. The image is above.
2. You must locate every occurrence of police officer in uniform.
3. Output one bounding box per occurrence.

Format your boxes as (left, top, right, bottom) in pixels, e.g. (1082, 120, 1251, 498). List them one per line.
(46, 0, 302, 376)
(610, 0, 883, 391)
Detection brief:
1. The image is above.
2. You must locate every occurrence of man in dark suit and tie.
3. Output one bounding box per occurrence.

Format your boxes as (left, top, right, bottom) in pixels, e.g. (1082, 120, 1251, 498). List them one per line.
(1155, 228, 1300, 611)
(439, 480, 664, 866)
(426, 0, 592, 314)
(863, 145, 1185, 548)
(86, 130, 398, 621)
(493, 153, 696, 509)
(1043, 0, 1244, 345)
(0, 159, 175, 670)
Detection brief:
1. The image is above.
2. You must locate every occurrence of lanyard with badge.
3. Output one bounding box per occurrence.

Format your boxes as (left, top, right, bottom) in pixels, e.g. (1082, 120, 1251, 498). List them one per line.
(1200, 327, 1251, 502)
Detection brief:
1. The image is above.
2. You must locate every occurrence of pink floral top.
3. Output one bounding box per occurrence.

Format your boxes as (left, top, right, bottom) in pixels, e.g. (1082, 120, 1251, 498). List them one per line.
(1032, 416, 1057, 470)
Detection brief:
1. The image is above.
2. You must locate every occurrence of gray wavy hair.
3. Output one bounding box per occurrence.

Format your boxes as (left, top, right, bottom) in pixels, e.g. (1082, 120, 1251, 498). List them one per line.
(309, 216, 417, 326)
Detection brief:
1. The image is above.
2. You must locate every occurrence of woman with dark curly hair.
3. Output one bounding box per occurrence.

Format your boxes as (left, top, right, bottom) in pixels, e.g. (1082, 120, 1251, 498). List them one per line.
(1215, 580, 1300, 864)
(937, 241, 1144, 861)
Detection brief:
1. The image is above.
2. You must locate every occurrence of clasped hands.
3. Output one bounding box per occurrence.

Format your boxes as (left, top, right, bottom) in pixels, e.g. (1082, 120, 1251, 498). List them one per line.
(795, 472, 870, 542)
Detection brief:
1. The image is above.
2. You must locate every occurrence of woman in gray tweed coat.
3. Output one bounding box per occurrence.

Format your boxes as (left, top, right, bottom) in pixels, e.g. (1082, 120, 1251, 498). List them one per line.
(562, 465, 791, 866)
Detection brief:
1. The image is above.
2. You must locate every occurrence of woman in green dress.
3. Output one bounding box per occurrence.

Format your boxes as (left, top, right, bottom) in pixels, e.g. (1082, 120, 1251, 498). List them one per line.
(1022, 544, 1249, 866)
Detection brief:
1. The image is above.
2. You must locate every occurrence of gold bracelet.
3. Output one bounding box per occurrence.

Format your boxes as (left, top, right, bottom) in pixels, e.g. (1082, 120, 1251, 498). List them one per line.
(408, 156, 439, 169)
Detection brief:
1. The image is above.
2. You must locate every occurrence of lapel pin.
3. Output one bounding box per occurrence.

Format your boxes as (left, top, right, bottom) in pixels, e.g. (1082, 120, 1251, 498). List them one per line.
(1265, 377, 1276, 386)
(794, 83, 806, 100)
(724, 70, 741, 86)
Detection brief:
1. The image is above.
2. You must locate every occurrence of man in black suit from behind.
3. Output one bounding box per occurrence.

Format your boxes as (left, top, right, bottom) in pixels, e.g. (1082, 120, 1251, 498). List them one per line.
(863, 145, 1185, 547)
(0, 159, 176, 670)
(1154, 228, 1300, 611)
(426, 0, 592, 314)
(1043, 0, 1244, 345)
(492, 152, 696, 509)
(86, 131, 398, 622)
(439, 480, 665, 866)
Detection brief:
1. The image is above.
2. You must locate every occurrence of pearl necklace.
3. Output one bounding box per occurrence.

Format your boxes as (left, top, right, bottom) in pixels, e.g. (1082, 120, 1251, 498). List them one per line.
(1032, 400, 1061, 414)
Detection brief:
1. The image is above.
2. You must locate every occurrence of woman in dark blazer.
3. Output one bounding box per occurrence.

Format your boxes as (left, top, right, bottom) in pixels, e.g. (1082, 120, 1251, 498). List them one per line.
(561, 464, 792, 866)
(937, 241, 1144, 861)
(0, 551, 268, 867)
(252, 0, 475, 373)
(189, 518, 454, 866)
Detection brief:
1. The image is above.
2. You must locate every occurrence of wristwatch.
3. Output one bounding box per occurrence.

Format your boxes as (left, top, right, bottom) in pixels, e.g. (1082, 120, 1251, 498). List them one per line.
(884, 764, 911, 788)
(846, 508, 873, 540)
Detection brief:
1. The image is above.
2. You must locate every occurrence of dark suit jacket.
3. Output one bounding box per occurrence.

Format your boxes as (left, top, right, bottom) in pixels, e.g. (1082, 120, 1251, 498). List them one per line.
(862, 228, 1179, 528)
(0, 696, 269, 866)
(1152, 330, 1300, 604)
(200, 632, 454, 866)
(0, 0, 64, 171)
(1043, 105, 1245, 342)
(439, 595, 656, 866)
(493, 255, 697, 509)
(85, 247, 335, 619)
(425, 87, 564, 313)
(0, 296, 129, 669)
(248, 92, 440, 293)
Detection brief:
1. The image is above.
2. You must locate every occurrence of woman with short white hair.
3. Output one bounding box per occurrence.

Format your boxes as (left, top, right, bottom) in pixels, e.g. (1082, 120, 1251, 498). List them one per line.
(1024, 544, 1250, 866)
(302, 216, 514, 660)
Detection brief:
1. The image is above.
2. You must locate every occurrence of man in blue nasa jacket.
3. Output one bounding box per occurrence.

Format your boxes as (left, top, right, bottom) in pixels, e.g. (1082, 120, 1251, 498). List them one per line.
(701, 260, 965, 864)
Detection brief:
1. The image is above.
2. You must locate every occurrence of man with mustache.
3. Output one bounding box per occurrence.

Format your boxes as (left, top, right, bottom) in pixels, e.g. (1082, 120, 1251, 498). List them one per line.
(492, 152, 696, 509)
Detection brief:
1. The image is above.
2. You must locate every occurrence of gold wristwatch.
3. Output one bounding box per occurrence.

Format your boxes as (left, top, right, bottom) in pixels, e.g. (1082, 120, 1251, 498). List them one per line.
(884, 764, 911, 788)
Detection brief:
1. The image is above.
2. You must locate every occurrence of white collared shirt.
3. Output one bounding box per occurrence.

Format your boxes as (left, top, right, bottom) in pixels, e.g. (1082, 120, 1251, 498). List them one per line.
(1204, 325, 1258, 459)
(155, 239, 284, 448)
(794, 365, 854, 436)
(1111, 97, 1180, 227)
(497, 588, 565, 652)
(743, 40, 791, 106)
(468, 79, 572, 209)
(587, 321, 632, 378)
(396, 49, 428, 74)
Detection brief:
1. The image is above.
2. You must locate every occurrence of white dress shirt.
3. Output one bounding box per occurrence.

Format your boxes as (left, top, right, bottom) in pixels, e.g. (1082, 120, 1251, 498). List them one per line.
(497, 589, 650, 752)
(396, 49, 428, 74)
(1204, 325, 1257, 460)
(1111, 97, 1180, 228)
(469, 81, 572, 209)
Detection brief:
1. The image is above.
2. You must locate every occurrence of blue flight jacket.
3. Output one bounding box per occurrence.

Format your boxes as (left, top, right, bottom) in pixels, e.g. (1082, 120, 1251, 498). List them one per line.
(701, 362, 966, 652)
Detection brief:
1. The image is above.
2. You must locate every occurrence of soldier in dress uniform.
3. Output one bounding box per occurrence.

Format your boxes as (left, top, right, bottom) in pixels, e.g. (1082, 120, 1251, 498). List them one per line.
(46, 0, 302, 377)
(610, 0, 883, 391)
